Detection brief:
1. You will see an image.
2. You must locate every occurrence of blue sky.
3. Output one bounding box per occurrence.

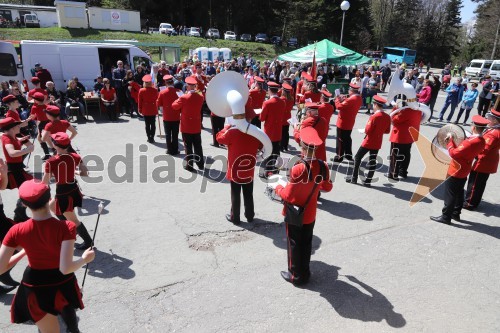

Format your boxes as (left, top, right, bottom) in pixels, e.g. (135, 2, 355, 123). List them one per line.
(461, 0, 477, 23)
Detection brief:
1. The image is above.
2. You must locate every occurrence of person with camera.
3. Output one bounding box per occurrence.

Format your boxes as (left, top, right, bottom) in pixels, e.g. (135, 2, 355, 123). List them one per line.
(273, 127, 332, 285)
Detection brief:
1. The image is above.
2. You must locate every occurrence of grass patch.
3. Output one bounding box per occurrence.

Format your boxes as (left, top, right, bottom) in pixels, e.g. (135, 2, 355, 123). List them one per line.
(0, 27, 293, 62)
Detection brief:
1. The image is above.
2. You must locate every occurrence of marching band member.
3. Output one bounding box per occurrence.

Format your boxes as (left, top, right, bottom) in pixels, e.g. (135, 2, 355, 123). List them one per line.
(346, 95, 391, 187)
(31, 92, 52, 160)
(249, 77, 266, 128)
(260, 81, 285, 177)
(41, 105, 77, 153)
(274, 127, 332, 285)
(2, 95, 32, 128)
(138, 74, 159, 143)
(280, 83, 295, 152)
(0, 117, 33, 222)
(333, 83, 362, 162)
(299, 79, 321, 104)
(431, 115, 488, 225)
(27, 77, 48, 103)
(0, 180, 95, 333)
(192, 63, 209, 128)
(318, 90, 334, 125)
(157, 75, 181, 155)
(295, 73, 307, 103)
(294, 103, 328, 162)
(463, 108, 499, 210)
(216, 115, 262, 225)
(172, 76, 205, 172)
(42, 133, 93, 250)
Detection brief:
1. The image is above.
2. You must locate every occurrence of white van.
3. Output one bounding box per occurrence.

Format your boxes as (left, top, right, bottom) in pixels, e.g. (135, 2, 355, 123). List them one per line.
(465, 59, 493, 78)
(0, 42, 25, 89)
(14, 40, 152, 91)
(488, 60, 500, 80)
(23, 14, 40, 28)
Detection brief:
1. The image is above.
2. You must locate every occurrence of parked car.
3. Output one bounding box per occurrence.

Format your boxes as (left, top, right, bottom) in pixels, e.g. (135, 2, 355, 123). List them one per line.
(149, 28, 160, 34)
(271, 36, 282, 45)
(159, 23, 175, 35)
(255, 33, 269, 43)
(240, 33, 252, 42)
(287, 37, 298, 48)
(188, 27, 201, 37)
(206, 28, 220, 39)
(24, 14, 40, 28)
(224, 31, 237, 40)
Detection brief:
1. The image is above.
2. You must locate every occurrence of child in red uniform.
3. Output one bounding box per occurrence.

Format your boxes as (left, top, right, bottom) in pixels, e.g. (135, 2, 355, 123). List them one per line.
(0, 158, 20, 292)
(30, 92, 52, 160)
(2, 95, 33, 127)
(41, 105, 77, 154)
(280, 83, 295, 152)
(42, 133, 92, 250)
(138, 75, 159, 143)
(0, 180, 95, 333)
(0, 117, 34, 222)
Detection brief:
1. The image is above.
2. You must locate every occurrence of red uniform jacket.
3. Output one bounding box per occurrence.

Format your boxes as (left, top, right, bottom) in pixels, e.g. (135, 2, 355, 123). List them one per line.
(281, 97, 295, 126)
(28, 88, 48, 100)
(448, 135, 486, 179)
(260, 96, 285, 142)
(138, 87, 159, 116)
(172, 91, 204, 134)
(245, 97, 257, 120)
(275, 159, 333, 224)
(294, 116, 329, 161)
(5, 110, 21, 122)
(389, 108, 422, 144)
(216, 125, 262, 184)
(361, 111, 391, 150)
(472, 128, 499, 174)
(157, 86, 181, 122)
(44, 120, 70, 134)
(295, 80, 304, 102)
(318, 102, 334, 126)
(30, 104, 48, 122)
(2, 134, 23, 164)
(249, 89, 266, 110)
(299, 91, 321, 104)
(191, 74, 208, 94)
(335, 94, 362, 130)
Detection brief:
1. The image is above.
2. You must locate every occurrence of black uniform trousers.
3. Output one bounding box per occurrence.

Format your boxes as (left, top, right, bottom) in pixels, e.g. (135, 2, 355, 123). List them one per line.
(286, 221, 315, 284)
(442, 176, 467, 219)
(477, 97, 491, 117)
(182, 133, 204, 169)
(230, 181, 254, 222)
(280, 125, 290, 151)
(463, 171, 490, 210)
(143, 115, 156, 141)
(163, 120, 180, 154)
(352, 147, 379, 183)
(263, 141, 281, 174)
(251, 116, 261, 129)
(336, 128, 353, 159)
(210, 115, 225, 146)
(389, 143, 412, 177)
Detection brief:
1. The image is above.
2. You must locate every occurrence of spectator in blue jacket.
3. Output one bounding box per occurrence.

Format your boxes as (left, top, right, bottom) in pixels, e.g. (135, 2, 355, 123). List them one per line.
(438, 77, 464, 122)
(454, 82, 479, 125)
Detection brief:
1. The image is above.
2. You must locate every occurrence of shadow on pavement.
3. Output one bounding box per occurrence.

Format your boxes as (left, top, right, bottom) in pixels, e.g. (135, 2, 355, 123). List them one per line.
(78, 196, 111, 216)
(475, 201, 499, 219)
(86, 248, 135, 280)
(317, 198, 373, 221)
(451, 219, 500, 240)
(371, 183, 433, 204)
(304, 261, 406, 328)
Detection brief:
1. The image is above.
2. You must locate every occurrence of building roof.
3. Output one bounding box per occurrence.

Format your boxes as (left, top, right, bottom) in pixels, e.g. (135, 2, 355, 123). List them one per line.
(0, 4, 56, 12)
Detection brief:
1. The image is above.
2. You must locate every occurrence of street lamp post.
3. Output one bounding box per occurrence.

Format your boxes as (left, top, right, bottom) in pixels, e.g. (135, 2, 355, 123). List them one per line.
(340, 1, 350, 46)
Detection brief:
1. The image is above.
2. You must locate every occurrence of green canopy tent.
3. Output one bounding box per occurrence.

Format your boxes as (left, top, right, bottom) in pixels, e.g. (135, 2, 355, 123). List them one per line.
(277, 39, 371, 66)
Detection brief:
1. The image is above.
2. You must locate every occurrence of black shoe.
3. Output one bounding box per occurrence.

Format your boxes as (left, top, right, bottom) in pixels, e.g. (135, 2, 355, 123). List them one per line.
(345, 155, 354, 161)
(246, 216, 254, 223)
(430, 215, 451, 225)
(362, 182, 371, 188)
(280, 271, 294, 284)
(150, 138, 156, 143)
(384, 173, 399, 181)
(210, 143, 220, 148)
(346, 177, 357, 184)
(398, 173, 408, 179)
(0, 272, 19, 287)
(451, 213, 461, 222)
(332, 156, 343, 163)
(197, 164, 204, 170)
(42, 155, 51, 161)
(183, 165, 195, 172)
(225, 214, 240, 225)
(364, 110, 371, 115)
(462, 205, 475, 211)
(0, 285, 16, 294)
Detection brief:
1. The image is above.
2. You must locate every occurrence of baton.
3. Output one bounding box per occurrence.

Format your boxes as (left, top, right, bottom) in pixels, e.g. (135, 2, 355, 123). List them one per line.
(81, 201, 104, 289)
(25, 136, 37, 167)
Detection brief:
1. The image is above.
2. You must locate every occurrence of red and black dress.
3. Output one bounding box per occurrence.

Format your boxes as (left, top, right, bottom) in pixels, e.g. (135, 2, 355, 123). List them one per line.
(3, 218, 83, 323)
(1, 134, 33, 189)
(45, 153, 83, 215)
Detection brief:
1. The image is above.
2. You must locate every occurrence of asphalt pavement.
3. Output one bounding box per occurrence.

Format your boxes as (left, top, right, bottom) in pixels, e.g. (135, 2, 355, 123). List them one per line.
(0, 82, 498, 333)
